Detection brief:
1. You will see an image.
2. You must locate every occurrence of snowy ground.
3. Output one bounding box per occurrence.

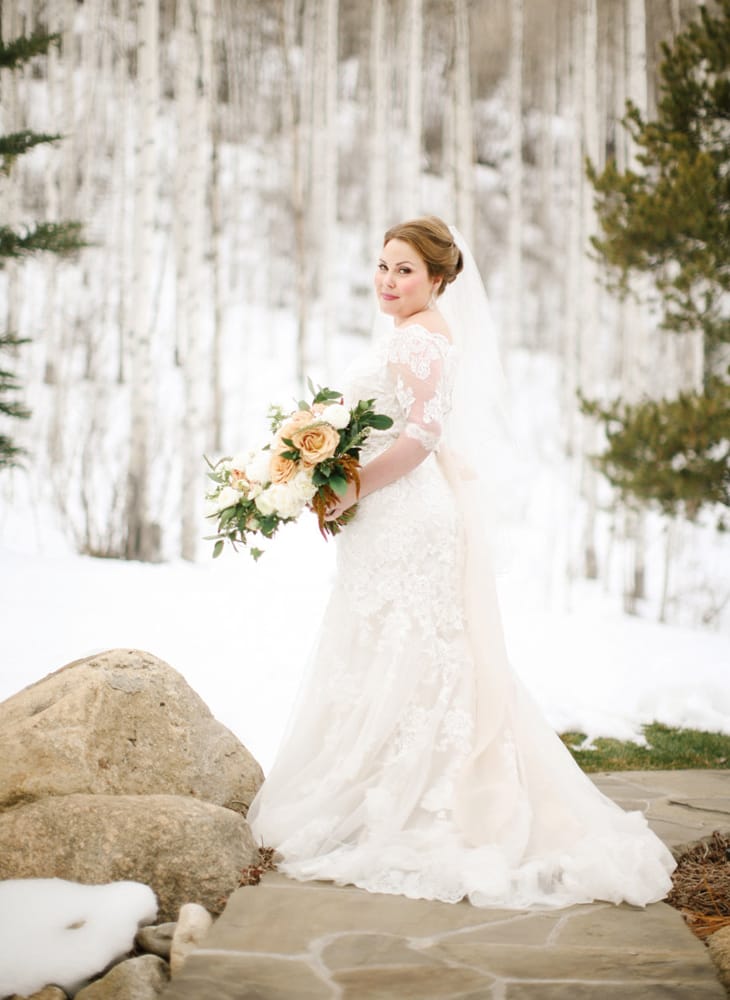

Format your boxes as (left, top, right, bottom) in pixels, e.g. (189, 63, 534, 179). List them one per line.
(2, 493, 728, 773)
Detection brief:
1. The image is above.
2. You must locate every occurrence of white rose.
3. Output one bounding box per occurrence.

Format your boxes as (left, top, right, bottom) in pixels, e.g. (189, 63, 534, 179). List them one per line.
(231, 451, 252, 472)
(271, 483, 306, 519)
(217, 486, 241, 511)
(254, 487, 278, 517)
(245, 449, 272, 484)
(322, 403, 350, 430)
(290, 468, 317, 504)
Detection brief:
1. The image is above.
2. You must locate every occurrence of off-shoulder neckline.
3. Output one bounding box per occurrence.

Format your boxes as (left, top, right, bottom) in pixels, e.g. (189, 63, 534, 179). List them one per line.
(392, 322, 454, 349)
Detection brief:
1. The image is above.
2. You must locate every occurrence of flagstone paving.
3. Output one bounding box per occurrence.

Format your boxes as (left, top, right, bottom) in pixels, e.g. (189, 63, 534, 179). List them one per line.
(162, 770, 729, 999)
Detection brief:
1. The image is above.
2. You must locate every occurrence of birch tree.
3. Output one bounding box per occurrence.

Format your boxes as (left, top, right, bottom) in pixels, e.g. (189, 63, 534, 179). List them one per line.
(320, 0, 338, 366)
(578, 0, 601, 579)
(451, 0, 474, 245)
(507, 0, 523, 348)
(125, 0, 160, 561)
(176, 0, 214, 561)
(280, 0, 312, 379)
(620, 0, 649, 610)
(368, 0, 388, 266)
(403, 0, 422, 216)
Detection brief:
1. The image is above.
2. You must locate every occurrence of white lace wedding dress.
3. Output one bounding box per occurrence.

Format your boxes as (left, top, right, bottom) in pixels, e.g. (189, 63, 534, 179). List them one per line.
(247, 323, 676, 909)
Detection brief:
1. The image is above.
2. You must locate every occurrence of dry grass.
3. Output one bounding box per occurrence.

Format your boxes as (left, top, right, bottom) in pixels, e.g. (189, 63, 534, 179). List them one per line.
(666, 831, 730, 941)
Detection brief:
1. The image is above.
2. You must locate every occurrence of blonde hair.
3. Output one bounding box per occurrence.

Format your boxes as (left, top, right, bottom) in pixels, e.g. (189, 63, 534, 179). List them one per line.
(383, 216, 463, 296)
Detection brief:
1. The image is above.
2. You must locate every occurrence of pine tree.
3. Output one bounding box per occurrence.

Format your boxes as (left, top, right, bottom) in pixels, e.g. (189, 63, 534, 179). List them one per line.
(584, 2, 730, 525)
(588, 0, 730, 363)
(580, 378, 730, 525)
(0, 29, 84, 468)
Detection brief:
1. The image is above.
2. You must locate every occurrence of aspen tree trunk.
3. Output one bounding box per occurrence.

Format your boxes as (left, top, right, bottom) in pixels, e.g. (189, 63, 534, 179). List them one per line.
(125, 0, 161, 562)
(179, 0, 214, 562)
(368, 0, 388, 275)
(622, 0, 648, 611)
(536, 0, 559, 354)
(452, 0, 474, 245)
(210, 48, 224, 453)
(507, 0, 523, 349)
(669, 0, 681, 36)
(403, 0, 422, 216)
(41, 0, 63, 388)
(320, 0, 338, 369)
(79, 0, 102, 380)
(280, 0, 309, 380)
(0, 1, 20, 340)
(114, 0, 131, 384)
(579, 0, 601, 580)
(562, 0, 581, 455)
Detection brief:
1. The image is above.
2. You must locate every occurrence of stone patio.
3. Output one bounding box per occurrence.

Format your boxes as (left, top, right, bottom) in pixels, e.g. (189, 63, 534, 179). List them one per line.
(162, 770, 730, 999)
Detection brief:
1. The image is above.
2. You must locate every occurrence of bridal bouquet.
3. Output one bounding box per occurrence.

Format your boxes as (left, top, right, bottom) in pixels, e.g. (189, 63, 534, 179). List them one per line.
(205, 381, 393, 559)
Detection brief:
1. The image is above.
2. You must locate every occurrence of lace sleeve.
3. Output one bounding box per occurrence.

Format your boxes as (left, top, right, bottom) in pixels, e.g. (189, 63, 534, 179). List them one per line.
(387, 326, 449, 453)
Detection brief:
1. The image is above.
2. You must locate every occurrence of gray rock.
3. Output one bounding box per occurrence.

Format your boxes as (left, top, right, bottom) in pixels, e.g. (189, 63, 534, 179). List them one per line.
(0, 649, 262, 815)
(136, 922, 177, 960)
(74, 955, 169, 999)
(0, 793, 259, 920)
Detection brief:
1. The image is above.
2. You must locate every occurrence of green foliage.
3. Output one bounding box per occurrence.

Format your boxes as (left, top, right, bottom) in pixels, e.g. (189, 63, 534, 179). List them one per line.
(0, 31, 84, 469)
(561, 723, 730, 772)
(588, 0, 730, 358)
(0, 333, 30, 469)
(580, 378, 730, 522)
(0, 30, 60, 70)
(0, 130, 62, 175)
(585, 4, 730, 527)
(0, 222, 85, 262)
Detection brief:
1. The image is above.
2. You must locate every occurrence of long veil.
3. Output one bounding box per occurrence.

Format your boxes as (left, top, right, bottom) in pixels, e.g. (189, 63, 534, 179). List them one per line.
(431, 227, 524, 846)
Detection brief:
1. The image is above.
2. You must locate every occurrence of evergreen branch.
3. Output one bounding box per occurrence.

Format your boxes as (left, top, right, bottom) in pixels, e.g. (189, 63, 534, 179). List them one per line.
(0, 31, 60, 70)
(0, 130, 62, 173)
(0, 222, 86, 261)
(0, 435, 26, 469)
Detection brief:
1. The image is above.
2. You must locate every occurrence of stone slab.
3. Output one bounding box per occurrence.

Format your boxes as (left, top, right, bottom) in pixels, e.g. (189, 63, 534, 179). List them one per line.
(161, 771, 728, 1000)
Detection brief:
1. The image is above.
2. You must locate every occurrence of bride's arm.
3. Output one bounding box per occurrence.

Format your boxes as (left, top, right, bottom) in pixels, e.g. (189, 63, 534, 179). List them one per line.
(326, 336, 445, 518)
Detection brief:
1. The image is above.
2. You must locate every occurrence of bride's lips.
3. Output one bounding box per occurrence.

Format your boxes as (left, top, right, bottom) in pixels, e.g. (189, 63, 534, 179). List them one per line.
(381, 293, 398, 301)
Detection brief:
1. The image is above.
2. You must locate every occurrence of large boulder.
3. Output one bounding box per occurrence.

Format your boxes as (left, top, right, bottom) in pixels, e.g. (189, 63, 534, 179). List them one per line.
(0, 649, 263, 814)
(0, 793, 259, 920)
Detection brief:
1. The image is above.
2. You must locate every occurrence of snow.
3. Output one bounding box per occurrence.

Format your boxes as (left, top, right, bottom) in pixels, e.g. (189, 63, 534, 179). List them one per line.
(1, 496, 728, 775)
(0, 879, 157, 997)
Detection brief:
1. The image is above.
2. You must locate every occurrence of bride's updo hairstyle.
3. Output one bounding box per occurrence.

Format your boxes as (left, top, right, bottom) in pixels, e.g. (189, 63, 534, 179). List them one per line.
(383, 216, 463, 296)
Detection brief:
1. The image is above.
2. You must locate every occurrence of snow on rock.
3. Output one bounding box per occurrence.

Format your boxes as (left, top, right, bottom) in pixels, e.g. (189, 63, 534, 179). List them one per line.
(0, 878, 157, 998)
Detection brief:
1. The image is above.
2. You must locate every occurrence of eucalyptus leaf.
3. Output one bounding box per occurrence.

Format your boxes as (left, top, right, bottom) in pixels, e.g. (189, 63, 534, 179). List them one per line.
(213, 539, 224, 558)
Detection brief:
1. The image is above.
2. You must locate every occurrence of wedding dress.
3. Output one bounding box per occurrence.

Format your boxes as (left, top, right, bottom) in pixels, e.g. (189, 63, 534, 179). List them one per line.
(247, 319, 676, 910)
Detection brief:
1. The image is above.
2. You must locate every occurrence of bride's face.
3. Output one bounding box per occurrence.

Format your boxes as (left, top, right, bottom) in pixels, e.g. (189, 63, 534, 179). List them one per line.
(375, 239, 440, 325)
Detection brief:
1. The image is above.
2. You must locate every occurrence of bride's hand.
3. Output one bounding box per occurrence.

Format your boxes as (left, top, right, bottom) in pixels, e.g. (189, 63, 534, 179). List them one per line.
(325, 482, 359, 521)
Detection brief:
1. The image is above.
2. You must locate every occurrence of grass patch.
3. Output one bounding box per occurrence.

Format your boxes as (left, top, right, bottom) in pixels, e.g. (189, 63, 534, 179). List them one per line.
(560, 723, 730, 772)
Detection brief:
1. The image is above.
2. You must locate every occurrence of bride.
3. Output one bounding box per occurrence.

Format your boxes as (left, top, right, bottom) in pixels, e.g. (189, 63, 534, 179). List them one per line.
(247, 216, 676, 909)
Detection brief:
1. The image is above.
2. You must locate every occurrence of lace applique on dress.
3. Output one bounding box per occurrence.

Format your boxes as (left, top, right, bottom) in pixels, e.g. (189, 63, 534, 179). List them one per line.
(387, 325, 453, 454)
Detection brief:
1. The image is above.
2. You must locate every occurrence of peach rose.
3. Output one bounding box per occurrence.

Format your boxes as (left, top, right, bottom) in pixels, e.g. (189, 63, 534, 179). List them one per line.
(278, 409, 315, 442)
(291, 421, 340, 466)
(269, 451, 299, 484)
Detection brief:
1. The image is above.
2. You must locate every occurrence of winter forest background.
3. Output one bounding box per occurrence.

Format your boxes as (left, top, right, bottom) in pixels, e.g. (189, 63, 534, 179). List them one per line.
(0, 0, 728, 646)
